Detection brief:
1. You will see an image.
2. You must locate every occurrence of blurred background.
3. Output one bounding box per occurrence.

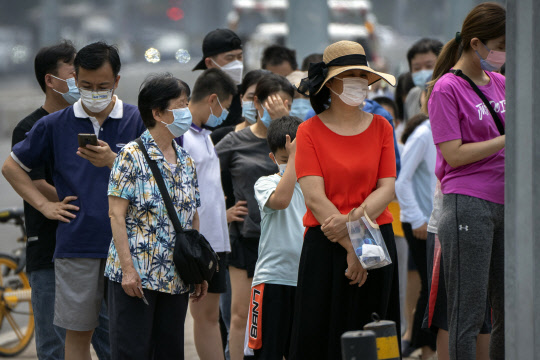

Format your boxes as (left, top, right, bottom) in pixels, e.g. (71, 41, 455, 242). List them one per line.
(0, 0, 504, 138)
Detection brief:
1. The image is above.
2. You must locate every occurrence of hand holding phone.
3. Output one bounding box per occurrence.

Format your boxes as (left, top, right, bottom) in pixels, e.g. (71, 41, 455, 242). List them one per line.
(78, 133, 98, 148)
(76, 135, 116, 168)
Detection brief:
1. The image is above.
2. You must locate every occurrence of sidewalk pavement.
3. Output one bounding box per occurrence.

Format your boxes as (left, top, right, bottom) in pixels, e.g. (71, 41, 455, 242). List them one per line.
(11, 310, 199, 359)
(11, 310, 421, 359)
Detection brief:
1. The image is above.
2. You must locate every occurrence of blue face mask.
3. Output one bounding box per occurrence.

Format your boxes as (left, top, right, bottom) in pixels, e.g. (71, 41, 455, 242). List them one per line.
(163, 107, 192, 137)
(242, 101, 257, 124)
(258, 106, 272, 128)
(206, 97, 229, 128)
(289, 98, 312, 120)
(51, 75, 80, 104)
(412, 69, 433, 89)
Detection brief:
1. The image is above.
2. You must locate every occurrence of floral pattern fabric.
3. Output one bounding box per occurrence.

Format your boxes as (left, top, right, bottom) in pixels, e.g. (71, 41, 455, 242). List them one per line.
(105, 130, 200, 294)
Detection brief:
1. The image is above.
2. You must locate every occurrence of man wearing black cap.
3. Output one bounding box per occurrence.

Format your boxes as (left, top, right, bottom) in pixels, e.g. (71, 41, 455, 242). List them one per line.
(193, 28, 243, 132)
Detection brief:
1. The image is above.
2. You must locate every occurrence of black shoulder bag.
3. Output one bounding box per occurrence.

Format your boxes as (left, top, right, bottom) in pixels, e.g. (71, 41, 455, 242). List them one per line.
(135, 138, 218, 285)
(450, 69, 505, 135)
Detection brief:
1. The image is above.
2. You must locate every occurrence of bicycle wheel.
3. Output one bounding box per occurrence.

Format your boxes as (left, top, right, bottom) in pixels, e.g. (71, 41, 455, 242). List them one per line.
(0, 254, 34, 357)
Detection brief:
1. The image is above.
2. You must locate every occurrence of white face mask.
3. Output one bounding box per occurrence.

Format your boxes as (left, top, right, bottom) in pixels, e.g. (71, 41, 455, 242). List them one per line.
(274, 156, 287, 176)
(212, 59, 243, 84)
(79, 88, 114, 113)
(330, 77, 369, 107)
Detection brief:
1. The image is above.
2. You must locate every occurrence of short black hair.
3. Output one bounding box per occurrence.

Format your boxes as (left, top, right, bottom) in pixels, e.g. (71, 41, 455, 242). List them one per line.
(267, 116, 302, 153)
(261, 45, 298, 71)
(240, 69, 271, 96)
(372, 96, 398, 120)
(406, 38, 444, 71)
(395, 72, 415, 120)
(255, 73, 295, 105)
(74, 42, 121, 77)
(301, 53, 323, 71)
(138, 73, 190, 129)
(34, 40, 76, 93)
(191, 68, 237, 104)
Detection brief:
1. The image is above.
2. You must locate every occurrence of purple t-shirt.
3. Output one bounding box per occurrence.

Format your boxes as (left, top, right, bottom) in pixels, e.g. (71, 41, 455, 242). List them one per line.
(428, 71, 505, 204)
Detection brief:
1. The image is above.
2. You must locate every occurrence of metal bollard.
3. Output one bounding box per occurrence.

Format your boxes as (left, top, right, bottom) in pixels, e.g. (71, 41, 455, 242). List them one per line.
(341, 330, 378, 360)
(363, 313, 400, 360)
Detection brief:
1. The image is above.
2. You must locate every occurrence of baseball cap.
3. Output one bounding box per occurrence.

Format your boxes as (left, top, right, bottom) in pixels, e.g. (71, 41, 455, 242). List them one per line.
(192, 29, 242, 71)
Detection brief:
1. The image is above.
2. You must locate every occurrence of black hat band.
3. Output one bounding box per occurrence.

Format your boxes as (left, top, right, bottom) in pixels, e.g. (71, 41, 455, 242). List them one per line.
(299, 54, 368, 95)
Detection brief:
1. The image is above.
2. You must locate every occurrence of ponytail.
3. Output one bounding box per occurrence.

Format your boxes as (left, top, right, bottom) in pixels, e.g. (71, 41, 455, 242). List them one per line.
(424, 38, 461, 114)
(423, 2, 506, 115)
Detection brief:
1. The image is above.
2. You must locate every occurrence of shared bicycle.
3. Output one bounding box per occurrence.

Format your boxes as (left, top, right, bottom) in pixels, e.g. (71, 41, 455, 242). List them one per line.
(0, 208, 34, 357)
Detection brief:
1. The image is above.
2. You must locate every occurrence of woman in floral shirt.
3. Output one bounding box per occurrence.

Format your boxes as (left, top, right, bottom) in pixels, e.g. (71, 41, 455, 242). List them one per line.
(106, 73, 207, 359)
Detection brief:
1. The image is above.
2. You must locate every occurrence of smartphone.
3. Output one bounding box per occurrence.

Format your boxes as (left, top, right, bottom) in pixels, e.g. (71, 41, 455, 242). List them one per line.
(78, 133, 98, 148)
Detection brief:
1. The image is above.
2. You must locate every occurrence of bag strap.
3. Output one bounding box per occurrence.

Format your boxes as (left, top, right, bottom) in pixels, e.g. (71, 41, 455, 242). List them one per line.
(450, 69, 505, 135)
(135, 138, 184, 234)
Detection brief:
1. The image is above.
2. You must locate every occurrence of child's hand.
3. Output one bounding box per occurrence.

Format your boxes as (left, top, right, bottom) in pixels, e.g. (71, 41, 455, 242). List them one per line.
(285, 135, 296, 158)
(321, 213, 349, 242)
(346, 251, 368, 287)
(264, 94, 289, 120)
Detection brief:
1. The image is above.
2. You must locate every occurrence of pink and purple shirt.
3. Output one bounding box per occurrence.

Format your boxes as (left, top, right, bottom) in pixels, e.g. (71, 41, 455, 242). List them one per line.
(428, 71, 505, 204)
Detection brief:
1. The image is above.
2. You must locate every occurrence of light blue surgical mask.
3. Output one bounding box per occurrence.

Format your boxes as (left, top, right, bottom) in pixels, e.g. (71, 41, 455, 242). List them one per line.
(289, 98, 312, 120)
(163, 107, 192, 137)
(242, 100, 257, 124)
(412, 69, 433, 89)
(258, 106, 272, 128)
(51, 75, 80, 104)
(206, 97, 229, 128)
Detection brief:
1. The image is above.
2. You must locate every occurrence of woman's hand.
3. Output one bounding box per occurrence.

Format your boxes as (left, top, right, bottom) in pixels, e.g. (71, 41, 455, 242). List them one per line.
(321, 213, 349, 242)
(264, 94, 289, 120)
(122, 268, 143, 298)
(412, 223, 428, 240)
(190, 281, 209, 303)
(227, 200, 248, 223)
(346, 251, 368, 287)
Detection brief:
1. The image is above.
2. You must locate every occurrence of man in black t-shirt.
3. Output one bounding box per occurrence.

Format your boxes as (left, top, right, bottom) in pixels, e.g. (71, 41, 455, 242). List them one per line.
(11, 41, 110, 360)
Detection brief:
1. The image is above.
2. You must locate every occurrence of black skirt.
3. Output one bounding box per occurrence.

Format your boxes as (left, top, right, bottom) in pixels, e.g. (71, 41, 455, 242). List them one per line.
(289, 224, 401, 360)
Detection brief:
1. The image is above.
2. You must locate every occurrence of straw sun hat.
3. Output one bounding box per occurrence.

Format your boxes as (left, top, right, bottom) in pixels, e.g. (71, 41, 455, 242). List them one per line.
(298, 40, 396, 96)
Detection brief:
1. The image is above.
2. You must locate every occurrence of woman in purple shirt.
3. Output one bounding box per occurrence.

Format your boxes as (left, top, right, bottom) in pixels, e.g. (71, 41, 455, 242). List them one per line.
(425, 3, 506, 360)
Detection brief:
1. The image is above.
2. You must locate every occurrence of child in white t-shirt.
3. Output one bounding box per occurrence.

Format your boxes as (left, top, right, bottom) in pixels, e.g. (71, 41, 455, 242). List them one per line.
(245, 116, 305, 359)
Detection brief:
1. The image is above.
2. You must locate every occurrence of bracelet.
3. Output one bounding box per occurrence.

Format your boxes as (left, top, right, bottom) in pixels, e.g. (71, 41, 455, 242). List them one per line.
(359, 203, 367, 213)
(347, 207, 357, 223)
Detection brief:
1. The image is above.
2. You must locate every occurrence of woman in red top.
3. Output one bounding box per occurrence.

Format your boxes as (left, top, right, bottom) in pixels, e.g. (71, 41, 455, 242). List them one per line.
(289, 41, 401, 359)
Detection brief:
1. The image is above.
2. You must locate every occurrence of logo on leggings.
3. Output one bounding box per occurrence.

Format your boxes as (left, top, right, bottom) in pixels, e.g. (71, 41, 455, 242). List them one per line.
(250, 289, 261, 338)
(459, 225, 469, 231)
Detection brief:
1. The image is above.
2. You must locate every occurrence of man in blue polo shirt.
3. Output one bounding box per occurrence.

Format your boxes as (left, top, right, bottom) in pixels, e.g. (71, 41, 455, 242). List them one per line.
(2, 42, 145, 360)
(11, 41, 111, 360)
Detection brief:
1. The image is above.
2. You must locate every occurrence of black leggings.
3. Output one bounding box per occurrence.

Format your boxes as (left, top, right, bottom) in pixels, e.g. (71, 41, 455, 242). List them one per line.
(289, 224, 401, 360)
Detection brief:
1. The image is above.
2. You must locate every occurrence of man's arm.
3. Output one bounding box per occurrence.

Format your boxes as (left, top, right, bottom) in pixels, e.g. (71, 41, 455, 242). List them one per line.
(33, 180, 59, 202)
(2, 156, 78, 222)
(12, 118, 59, 202)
